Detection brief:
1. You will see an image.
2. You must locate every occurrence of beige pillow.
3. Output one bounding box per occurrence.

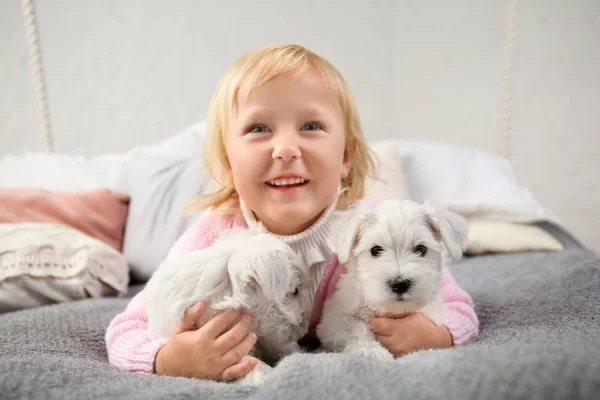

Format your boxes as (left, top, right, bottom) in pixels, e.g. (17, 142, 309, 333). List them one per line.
(466, 219, 564, 255)
(366, 140, 410, 203)
(0, 223, 130, 313)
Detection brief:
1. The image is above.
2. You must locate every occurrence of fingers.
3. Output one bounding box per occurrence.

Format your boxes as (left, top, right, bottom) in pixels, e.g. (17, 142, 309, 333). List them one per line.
(173, 302, 206, 334)
(220, 357, 258, 382)
(214, 314, 253, 351)
(375, 334, 403, 358)
(200, 309, 243, 339)
(375, 333, 393, 349)
(221, 331, 258, 365)
(368, 316, 394, 337)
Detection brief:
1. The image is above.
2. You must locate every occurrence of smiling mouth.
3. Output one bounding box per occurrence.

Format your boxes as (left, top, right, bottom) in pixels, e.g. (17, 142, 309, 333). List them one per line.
(266, 177, 310, 188)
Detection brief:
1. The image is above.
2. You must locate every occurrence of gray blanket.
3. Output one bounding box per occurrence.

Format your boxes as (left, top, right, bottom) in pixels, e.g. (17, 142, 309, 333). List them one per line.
(1, 248, 599, 400)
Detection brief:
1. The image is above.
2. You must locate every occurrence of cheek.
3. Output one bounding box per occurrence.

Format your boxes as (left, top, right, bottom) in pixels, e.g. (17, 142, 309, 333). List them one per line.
(227, 141, 253, 171)
(227, 153, 250, 193)
(226, 142, 266, 191)
(312, 138, 347, 182)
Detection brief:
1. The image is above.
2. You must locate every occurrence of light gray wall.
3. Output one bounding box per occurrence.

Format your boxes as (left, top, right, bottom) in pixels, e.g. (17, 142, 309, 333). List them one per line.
(2, 0, 395, 156)
(1, 0, 41, 154)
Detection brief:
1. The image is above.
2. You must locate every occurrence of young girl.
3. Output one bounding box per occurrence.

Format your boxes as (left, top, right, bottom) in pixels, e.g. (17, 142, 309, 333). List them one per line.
(105, 43, 479, 381)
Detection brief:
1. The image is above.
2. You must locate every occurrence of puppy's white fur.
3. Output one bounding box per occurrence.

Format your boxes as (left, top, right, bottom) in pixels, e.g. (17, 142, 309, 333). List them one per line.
(317, 199, 468, 360)
(146, 225, 311, 385)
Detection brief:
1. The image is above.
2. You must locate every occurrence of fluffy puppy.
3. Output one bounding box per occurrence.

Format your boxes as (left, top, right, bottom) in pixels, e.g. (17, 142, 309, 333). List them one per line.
(146, 226, 311, 385)
(316, 199, 467, 360)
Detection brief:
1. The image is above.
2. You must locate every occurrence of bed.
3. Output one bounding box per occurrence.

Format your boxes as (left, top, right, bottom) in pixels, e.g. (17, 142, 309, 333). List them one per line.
(1, 221, 599, 399)
(2, 2, 599, 399)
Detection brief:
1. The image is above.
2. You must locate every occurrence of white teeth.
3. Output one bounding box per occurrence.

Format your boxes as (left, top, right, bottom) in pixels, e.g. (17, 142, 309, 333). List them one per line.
(268, 178, 306, 186)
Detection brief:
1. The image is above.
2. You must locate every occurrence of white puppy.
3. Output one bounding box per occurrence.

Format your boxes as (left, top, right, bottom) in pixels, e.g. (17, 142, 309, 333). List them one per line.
(146, 226, 311, 385)
(316, 199, 468, 360)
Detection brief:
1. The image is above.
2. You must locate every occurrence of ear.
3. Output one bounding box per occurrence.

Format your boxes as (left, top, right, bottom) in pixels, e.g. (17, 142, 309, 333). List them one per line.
(330, 207, 368, 264)
(341, 139, 354, 179)
(423, 202, 468, 261)
(228, 246, 291, 303)
(166, 249, 233, 300)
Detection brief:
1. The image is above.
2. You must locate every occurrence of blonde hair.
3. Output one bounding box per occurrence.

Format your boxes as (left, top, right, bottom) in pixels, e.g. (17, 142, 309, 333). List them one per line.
(187, 43, 378, 215)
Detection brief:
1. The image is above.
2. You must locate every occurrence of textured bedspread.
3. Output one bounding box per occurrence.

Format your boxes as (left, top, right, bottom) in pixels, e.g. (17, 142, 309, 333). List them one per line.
(1, 248, 599, 400)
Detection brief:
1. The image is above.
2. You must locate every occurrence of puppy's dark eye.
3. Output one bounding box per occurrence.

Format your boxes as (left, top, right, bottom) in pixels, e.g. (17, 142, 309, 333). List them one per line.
(370, 245, 383, 258)
(413, 245, 427, 257)
(292, 287, 299, 296)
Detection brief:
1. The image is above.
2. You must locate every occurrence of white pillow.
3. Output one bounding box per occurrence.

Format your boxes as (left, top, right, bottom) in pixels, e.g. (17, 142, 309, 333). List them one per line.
(119, 150, 207, 282)
(397, 139, 560, 224)
(0, 223, 129, 313)
(113, 120, 209, 281)
(0, 120, 209, 282)
(0, 152, 123, 191)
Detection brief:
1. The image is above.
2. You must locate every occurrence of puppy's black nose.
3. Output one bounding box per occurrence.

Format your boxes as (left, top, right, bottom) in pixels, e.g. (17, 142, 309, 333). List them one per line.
(388, 278, 412, 296)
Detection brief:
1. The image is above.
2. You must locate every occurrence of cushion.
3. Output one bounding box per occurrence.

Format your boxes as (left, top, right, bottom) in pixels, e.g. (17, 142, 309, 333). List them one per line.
(0, 188, 129, 252)
(466, 219, 564, 255)
(0, 223, 129, 313)
(120, 150, 207, 282)
(0, 120, 209, 282)
(116, 120, 208, 282)
(397, 139, 560, 224)
(0, 152, 124, 191)
(365, 139, 411, 203)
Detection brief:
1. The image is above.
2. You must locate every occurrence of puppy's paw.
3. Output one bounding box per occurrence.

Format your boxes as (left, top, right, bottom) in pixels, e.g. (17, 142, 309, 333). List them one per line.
(236, 360, 273, 386)
(345, 342, 394, 360)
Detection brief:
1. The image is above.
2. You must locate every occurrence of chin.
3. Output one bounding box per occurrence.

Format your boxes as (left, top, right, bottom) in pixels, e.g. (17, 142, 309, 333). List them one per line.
(372, 295, 428, 316)
(266, 206, 324, 234)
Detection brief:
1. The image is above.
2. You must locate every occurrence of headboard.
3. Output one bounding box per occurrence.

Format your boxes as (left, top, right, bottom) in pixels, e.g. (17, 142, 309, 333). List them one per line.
(2, 0, 599, 253)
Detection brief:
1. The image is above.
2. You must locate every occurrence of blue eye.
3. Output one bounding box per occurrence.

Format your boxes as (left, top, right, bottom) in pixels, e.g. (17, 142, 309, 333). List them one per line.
(301, 121, 323, 131)
(248, 124, 270, 134)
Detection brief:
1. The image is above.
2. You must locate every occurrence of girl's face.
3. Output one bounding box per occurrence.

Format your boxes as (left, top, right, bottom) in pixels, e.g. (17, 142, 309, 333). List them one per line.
(225, 69, 351, 235)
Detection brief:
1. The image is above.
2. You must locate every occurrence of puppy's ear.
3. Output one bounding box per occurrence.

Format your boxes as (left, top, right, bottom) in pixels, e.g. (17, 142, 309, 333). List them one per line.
(330, 207, 368, 264)
(423, 202, 468, 261)
(228, 245, 291, 303)
(166, 248, 234, 299)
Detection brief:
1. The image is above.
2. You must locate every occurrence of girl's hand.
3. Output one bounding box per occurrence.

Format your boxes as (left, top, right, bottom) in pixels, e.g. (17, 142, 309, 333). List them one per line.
(155, 302, 258, 381)
(368, 312, 453, 357)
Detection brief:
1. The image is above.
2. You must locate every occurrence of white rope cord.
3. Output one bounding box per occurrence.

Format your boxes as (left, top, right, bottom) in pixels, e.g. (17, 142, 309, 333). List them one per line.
(499, 0, 519, 161)
(22, 0, 54, 152)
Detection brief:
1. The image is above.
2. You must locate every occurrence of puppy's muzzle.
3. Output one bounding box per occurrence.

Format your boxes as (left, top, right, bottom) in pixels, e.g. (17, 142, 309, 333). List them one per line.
(388, 278, 412, 297)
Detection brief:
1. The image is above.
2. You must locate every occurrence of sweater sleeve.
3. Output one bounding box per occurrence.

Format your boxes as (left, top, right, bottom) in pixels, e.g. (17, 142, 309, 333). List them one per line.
(104, 211, 235, 373)
(104, 288, 167, 373)
(440, 265, 479, 345)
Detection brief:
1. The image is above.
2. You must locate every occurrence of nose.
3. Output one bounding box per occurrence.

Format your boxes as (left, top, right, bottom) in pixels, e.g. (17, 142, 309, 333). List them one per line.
(272, 132, 301, 161)
(272, 145, 301, 161)
(388, 278, 412, 296)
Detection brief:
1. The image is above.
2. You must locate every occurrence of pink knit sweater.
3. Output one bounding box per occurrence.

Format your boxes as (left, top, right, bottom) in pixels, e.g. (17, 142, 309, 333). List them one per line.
(105, 209, 479, 373)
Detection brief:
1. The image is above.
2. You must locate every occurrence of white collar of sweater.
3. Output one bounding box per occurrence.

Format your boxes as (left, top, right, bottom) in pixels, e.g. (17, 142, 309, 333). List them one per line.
(239, 195, 338, 266)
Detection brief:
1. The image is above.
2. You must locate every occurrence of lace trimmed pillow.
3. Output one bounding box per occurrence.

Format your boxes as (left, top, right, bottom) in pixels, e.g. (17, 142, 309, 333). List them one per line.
(0, 222, 129, 313)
